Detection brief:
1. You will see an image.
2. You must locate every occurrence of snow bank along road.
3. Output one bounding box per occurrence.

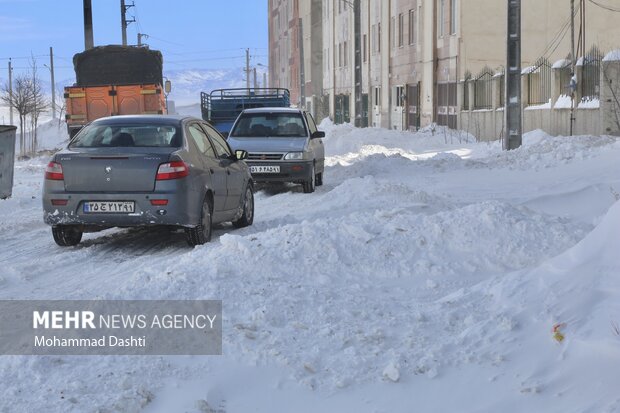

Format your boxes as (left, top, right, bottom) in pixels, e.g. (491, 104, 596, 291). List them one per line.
(0, 122, 619, 412)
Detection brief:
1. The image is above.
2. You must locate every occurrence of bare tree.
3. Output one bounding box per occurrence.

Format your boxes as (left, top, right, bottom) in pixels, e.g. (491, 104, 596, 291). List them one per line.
(27, 57, 48, 154)
(1, 75, 31, 157)
(0, 58, 48, 157)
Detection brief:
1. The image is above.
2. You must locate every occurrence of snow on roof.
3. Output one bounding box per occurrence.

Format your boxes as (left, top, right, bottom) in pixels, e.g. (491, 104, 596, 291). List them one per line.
(603, 49, 620, 62)
(576, 57, 585, 66)
(552, 58, 571, 69)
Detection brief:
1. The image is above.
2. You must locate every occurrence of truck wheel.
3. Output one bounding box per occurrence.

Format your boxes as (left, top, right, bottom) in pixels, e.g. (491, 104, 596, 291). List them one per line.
(52, 225, 83, 247)
(303, 164, 316, 193)
(233, 185, 254, 228)
(186, 197, 213, 246)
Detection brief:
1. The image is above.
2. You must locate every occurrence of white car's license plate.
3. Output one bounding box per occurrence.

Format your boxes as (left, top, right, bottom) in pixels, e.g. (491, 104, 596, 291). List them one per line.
(250, 165, 281, 174)
(83, 201, 135, 214)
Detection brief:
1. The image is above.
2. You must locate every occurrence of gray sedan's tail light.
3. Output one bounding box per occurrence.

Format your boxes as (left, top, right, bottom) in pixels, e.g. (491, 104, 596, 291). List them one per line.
(155, 161, 189, 180)
(45, 162, 64, 181)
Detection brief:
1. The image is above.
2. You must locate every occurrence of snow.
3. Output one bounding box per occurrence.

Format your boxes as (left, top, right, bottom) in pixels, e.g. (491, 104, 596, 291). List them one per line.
(602, 49, 620, 62)
(525, 99, 552, 110)
(554, 94, 574, 109)
(552, 58, 571, 69)
(578, 97, 600, 109)
(1, 120, 619, 412)
(521, 66, 537, 75)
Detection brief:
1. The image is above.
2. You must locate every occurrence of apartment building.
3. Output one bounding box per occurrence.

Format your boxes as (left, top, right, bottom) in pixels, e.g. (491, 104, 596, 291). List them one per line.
(270, 0, 620, 135)
(268, 0, 302, 106)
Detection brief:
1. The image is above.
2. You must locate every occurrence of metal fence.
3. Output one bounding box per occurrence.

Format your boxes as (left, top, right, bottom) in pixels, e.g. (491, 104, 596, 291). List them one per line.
(473, 69, 493, 110)
(581, 46, 602, 100)
(525, 58, 553, 105)
(462, 71, 471, 110)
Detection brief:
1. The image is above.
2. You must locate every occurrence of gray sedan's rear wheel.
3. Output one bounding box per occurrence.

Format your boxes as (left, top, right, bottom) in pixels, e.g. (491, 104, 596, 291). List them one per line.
(185, 197, 212, 246)
(52, 225, 83, 247)
(233, 185, 254, 228)
(302, 164, 316, 193)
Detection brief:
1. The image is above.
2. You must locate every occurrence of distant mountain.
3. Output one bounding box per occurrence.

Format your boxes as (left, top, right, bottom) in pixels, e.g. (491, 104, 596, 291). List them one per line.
(164, 66, 268, 106)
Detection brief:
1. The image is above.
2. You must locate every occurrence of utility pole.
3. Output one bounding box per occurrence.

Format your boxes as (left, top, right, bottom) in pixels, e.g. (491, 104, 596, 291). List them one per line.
(245, 48, 251, 92)
(84, 0, 94, 50)
(570, 0, 575, 136)
(8, 59, 13, 126)
(263, 72, 267, 89)
(49, 47, 56, 119)
(353, 0, 362, 127)
(253, 67, 257, 90)
(299, 17, 306, 108)
(504, 0, 522, 150)
(121, 0, 135, 47)
(137, 33, 148, 47)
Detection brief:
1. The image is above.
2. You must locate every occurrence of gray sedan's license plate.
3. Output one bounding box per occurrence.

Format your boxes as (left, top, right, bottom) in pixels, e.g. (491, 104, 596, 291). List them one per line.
(250, 165, 280, 174)
(83, 201, 135, 213)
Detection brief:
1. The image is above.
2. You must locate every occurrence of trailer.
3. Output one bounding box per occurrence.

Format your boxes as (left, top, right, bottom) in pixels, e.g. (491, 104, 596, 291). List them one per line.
(200, 88, 290, 135)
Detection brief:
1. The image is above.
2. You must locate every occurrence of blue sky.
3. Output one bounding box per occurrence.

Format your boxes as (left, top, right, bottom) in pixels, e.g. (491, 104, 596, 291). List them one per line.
(0, 0, 268, 82)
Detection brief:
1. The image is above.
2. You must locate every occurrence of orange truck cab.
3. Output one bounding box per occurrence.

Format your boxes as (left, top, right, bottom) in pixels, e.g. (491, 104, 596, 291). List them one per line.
(65, 45, 170, 138)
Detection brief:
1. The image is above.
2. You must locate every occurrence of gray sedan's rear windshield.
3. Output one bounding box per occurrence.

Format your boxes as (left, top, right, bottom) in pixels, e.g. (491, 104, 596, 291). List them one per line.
(230, 113, 307, 137)
(69, 124, 181, 148)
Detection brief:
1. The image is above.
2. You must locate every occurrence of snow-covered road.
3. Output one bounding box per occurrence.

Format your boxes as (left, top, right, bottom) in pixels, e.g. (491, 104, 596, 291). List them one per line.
(1, 122, 619, 412)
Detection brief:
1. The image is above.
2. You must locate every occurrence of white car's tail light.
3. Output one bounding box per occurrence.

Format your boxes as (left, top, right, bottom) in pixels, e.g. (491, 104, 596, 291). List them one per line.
(156, 161, 189, 180)
(45, 162, 64, 180)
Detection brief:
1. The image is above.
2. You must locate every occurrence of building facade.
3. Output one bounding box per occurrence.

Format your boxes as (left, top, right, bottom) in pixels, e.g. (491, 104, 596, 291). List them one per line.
(270, 0, 620, 138)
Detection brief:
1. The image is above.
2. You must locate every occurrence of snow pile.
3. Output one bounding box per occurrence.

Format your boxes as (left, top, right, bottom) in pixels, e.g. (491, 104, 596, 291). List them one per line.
(0, 120, 619, 412)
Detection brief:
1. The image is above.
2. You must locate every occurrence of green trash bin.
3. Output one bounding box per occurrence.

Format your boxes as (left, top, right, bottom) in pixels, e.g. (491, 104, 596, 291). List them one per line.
(0, 125, 17, 199)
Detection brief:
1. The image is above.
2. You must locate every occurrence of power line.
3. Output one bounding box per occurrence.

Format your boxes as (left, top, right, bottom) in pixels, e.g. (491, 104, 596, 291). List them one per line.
(587, 0, 620, 12)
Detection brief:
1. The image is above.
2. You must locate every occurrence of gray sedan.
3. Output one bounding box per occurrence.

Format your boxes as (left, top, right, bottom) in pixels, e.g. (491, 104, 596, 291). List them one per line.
(227, 108, 325, 193)
(43, 115, 254, 246)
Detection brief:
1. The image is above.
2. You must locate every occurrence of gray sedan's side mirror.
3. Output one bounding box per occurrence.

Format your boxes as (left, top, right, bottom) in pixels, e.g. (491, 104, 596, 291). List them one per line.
(235, 150, 248, 161)
(311, 131, 325, 139)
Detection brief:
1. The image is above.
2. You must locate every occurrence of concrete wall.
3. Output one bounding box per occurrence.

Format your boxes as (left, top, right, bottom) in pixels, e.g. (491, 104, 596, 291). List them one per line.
(460, 108, 601, 141)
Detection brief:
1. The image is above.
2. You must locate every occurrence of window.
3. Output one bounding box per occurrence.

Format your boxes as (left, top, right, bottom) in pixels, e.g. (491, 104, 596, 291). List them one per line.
(202, 123, 232, 158)
(450, 0, 457, 35)
(338, 43, 342, 67)
(188, 124, 216, 157)
(229, 113, 308, 138)
(344, 41, 348, 67)
(409, 9, 416, 45)
(363, 33, 367, 62)
(69, 124, 180, 148)
(398, 13, 404, 47)
(374, 86, 381, 107)
(305, 112, 318, 135)
(394, 86, 405, 107)
(438, 0, 445, 37)
(378, 22, 381, 53)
